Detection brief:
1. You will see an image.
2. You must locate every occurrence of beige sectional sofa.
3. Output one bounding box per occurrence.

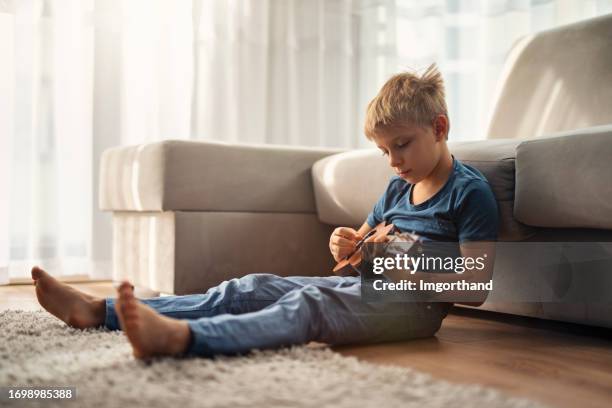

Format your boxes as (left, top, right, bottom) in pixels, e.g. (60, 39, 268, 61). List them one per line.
(99, 15, 612, 327)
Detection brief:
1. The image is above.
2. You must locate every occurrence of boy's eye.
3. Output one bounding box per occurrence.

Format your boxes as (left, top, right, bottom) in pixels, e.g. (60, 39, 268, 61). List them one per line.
(396, 141, 410, 149)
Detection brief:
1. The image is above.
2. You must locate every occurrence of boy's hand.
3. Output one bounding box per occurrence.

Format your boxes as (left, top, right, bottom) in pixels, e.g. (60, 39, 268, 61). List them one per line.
(355, 229, 390, 264)
(329, 227, 363, 262)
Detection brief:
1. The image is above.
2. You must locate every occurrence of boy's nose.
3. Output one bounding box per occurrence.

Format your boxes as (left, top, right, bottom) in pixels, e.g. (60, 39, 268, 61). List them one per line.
(389, 154, 402, 167)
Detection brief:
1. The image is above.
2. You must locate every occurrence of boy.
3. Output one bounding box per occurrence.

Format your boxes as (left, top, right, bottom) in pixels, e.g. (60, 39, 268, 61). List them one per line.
(31, 64, 498, 358)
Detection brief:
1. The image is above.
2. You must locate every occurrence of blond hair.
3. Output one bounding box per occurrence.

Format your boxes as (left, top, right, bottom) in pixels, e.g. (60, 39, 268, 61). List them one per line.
(364, 63, 449, 140)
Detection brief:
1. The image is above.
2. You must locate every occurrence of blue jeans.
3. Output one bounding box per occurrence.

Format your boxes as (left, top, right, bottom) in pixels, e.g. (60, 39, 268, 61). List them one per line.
(104, 273, 451, 357)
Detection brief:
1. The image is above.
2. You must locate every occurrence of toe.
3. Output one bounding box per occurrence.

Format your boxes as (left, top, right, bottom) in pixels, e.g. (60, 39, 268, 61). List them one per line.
(118, 281, 135, 298)
(118, 281, 132, 290)
(31, 266, 45, 281)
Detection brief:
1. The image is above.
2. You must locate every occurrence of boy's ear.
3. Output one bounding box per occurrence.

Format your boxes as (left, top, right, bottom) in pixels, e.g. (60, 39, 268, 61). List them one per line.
(433, 115, 448, 141)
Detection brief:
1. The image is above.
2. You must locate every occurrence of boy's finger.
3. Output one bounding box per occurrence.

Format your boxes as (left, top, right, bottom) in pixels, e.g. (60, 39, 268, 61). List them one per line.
(364, 235, 377, 243)
(332, 235, 359, 247)
(375, 235, 389, 243)
(335, 227, 360, 241)
(365, 234, 387, 244)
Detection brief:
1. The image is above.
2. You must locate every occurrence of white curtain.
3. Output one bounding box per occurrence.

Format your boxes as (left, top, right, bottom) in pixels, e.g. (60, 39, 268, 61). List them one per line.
(0, 0, 194, 283)
(1, 0, 97, 283)
(192, 0, 362, 148)
(1, 0, 610, 284)
(359, 0, 612, 141)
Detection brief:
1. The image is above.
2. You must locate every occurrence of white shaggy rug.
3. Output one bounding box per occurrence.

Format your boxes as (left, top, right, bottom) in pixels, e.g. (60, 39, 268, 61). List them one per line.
(0, 310, 547, 408)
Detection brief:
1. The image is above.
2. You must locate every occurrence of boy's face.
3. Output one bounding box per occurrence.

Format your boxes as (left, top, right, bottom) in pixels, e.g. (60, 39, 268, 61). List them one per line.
(371, 118, 446, 184)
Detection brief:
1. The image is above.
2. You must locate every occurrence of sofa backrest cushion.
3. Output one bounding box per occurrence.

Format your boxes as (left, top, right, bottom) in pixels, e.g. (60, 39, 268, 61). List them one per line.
(487, 14, 612, 140)
(312, 139, 535, 241)
(514, 125, 612, 229)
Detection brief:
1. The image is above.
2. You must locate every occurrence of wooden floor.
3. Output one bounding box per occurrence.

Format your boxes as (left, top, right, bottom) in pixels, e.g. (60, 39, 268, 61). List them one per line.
(2, 282, 611, 408)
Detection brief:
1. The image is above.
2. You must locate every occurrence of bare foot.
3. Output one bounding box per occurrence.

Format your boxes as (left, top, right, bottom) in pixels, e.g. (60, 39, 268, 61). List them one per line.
(31, 266, 106, 329)
(115, 281, 192, 359)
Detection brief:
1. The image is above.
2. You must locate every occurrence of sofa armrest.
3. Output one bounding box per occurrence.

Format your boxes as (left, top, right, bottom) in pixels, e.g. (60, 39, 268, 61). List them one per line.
(99, 140, 342, 213)
(515, 125, 612, 229)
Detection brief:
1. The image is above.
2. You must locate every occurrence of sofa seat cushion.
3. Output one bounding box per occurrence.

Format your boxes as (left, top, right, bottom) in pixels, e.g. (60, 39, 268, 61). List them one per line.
(515, 125, 612, 229)
(312, 139, 534, 241)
